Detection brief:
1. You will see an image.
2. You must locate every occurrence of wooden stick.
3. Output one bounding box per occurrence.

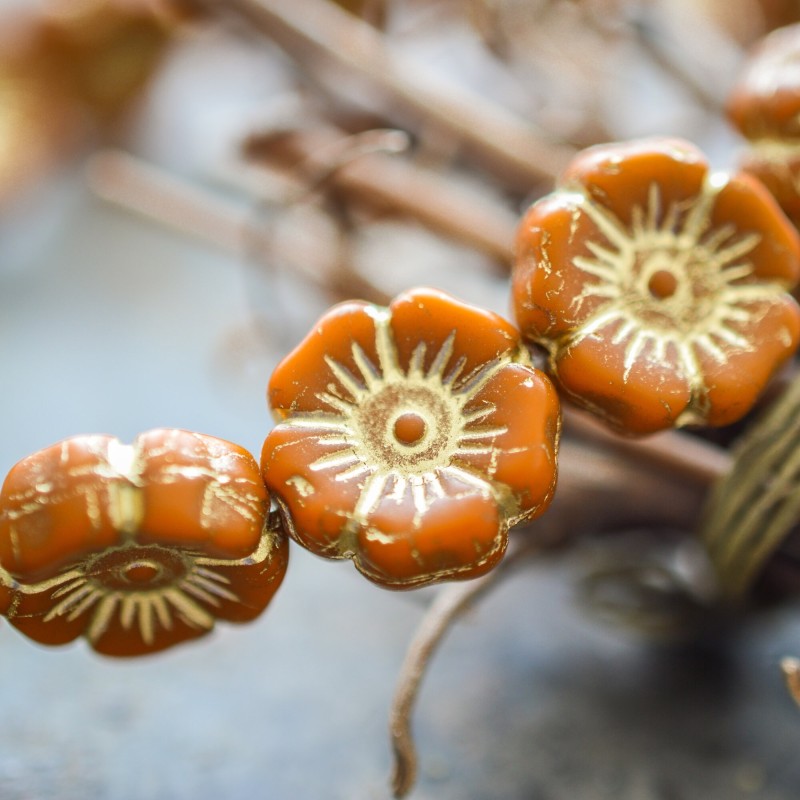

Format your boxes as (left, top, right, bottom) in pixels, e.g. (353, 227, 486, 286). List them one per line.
(86, 149, 390, 301)
(389, 536, 550, 799)
(87, 150, 246, 255)
(243, 127, 518, 265)
(192, 0, 575, 188)
(562, 406, 731, 488)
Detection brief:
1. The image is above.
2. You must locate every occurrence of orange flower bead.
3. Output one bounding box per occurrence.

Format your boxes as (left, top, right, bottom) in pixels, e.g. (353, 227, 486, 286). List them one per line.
(728, 24, 800, 229)
(261, 287, 561, 589)
(0, 429, 288, 657)
(512, 137, 800, 435)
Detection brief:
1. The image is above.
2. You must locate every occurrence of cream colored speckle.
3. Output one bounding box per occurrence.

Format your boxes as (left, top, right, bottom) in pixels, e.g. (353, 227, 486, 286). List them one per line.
(287, 475, 315, 497)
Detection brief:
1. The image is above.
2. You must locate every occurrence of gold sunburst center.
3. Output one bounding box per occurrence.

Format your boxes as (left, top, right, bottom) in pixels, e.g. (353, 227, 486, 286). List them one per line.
(353, 380, 462, 475)
(85, 544, 188, 591)
(561, 176, 776, 385)
(624, 243, 731, 329)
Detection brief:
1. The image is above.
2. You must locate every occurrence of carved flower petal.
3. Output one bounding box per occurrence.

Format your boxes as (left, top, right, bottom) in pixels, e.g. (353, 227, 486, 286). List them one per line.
(261, 423, 366, 559)
(7, 584, 204, 655)
(6, 587, 88, 647)
(88, 613, 211, 658)
(514, 137, 800, 435)
(195, 538, 289, 625)
(263, 288, 561, 587)
(5, 526, 289, 658)
(561, 138, 708, 227)
(136, 429, 268, 559)
(458, 363, 560, 523)
(88, 532, 289, 658)
(513, 193, 620, 339)
(355, 470, 505, 589)
(388, 287, 521, 382)
(0, 435, 124, 581)
(269, 300, 381, 419)
(708, 172, 800, 287)
(696, 296, 800, 427)
(553, 320, 693, 435)
(737, 152, 800, 232)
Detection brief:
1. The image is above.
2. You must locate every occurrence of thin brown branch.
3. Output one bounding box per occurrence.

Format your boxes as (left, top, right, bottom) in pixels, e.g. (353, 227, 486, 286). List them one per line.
(192, 0, 575, 188)
(389, 537, 545, 798)
(86, 150, 390, 302)
(627, 2, 742, 114)
(87, 150, 246, 254)
(243, 126, 518, 265)
(562, 406, 731, 488)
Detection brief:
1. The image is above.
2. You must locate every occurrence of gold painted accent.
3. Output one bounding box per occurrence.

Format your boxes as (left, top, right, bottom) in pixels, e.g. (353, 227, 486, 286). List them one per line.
(0, 564, 12, 590)
(286, 475, 315, 497)
(8, 524, 279, 645)
(748, 137, 800, 164)
(284, 309, 522, 544)
(105, 441, 145, 534)
(546, 177, 783, 421)
(700, 374, 800, 597)
(143, 430, 265, 527)
(107, 484, 145, 534)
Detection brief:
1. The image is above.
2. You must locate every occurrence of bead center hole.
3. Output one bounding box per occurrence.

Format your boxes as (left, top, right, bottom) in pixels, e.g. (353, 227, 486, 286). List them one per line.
(393, 412, 427, 446)
(122, 560, 162, 584)
(648, 269, 679, 300)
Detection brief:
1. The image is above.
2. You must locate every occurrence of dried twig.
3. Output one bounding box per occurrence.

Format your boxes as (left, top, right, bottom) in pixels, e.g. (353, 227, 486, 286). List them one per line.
(86, 149, 390, 302)
(191, 0, 575, 188)
(563, 406, 730, 488)
(389, 536, 546, 798)
(243, 125, 518, 265)
(87, 150, 246, 254)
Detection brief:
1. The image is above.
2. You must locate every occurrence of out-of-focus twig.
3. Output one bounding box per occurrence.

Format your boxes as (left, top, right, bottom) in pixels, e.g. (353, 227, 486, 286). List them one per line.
(242, 125, 518, 265)
(627, 2, 742, 113)
(87, 150, 246, 253)
(190, 0, 575, 189)
(86, 149, 389, 301)
(563, 407, 731, 488)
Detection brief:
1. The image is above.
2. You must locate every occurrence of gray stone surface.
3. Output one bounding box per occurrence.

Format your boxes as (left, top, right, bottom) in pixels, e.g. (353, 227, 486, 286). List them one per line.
(1, 185, 799, 800)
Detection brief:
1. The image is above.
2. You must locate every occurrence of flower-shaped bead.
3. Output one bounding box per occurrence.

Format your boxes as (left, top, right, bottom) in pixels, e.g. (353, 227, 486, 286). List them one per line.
(0, 429, 288, 657)
(728, 24, 800, 227)
(727, 24, 800, 229)
(512, 137, 800, 435)
(261, 287, 560, 589)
